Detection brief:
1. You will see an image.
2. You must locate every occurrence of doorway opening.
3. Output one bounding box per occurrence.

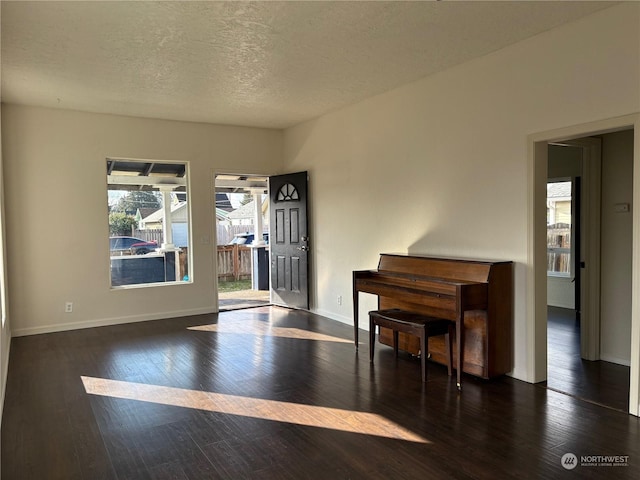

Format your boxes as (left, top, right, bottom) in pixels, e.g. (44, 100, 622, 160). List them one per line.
(536, 127, 636, 413)
(215, 174, 271, 311)
(546, 171, 629, 411)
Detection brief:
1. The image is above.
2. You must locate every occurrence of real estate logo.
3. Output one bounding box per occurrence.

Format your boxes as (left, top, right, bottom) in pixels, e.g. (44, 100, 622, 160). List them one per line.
(561, 453, 578, 470)
(561, 453, 630, 470)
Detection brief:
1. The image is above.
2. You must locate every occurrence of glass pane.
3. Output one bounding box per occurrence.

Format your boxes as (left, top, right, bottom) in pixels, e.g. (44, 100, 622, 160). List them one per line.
(107, 159, 191, 287)
(547, 181, 572, 276)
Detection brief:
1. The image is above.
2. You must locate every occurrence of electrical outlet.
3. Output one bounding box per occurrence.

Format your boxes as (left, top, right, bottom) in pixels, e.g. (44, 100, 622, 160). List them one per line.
(65, 302, 73, 313)
(337, 295, 343, 306)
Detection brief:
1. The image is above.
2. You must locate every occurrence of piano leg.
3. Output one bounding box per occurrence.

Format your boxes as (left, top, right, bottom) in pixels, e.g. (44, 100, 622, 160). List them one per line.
(456, 316, 464, 390)
(353, 290, 359, 351)
(420, 330, 427, 383)
(393, 330, 399, 357)
(446, 324, 454, 377)
(353, 290, 358, 352)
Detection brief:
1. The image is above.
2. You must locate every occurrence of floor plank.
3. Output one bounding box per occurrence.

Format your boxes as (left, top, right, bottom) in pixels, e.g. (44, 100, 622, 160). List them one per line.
(2, 306, 640, 479)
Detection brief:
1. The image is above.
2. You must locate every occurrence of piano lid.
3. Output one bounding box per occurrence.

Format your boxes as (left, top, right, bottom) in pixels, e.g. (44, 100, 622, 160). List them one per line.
(376, 253, 512, 284)
(380, 253, 513, 265)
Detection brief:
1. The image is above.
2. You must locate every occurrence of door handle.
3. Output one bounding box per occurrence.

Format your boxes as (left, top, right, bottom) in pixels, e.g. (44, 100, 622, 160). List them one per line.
(297, 246, 309, 251)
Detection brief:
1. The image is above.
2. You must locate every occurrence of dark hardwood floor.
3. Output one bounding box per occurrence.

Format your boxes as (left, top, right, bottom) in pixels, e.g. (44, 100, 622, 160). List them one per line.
(3, 306, 640, 479)
(547, 306, 630, 412)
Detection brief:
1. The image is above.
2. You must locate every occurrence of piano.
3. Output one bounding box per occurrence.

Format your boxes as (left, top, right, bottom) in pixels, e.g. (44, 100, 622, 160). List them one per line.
(353, 254, 513, 385)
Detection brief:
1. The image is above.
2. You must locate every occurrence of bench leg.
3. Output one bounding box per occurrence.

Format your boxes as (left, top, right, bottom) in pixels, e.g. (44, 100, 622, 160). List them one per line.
(393, 330, 399, 357)
(369, 317, 375, 363)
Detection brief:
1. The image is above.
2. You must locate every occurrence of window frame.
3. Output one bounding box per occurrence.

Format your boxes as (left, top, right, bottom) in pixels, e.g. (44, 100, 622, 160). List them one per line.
(106, 158, 193, 289)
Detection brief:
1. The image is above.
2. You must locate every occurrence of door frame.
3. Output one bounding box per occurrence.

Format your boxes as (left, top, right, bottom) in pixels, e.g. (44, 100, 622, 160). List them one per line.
(527, 114, 640, 416)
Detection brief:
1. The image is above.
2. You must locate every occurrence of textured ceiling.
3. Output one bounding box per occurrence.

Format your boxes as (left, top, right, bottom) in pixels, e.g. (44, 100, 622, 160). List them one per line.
(1, 1, 616, 129)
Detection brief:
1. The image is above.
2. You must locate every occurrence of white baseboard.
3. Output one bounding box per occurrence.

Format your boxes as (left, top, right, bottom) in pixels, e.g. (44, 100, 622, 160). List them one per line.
(11, 306, 218, 337)
(312, 308, 353, 327)
(600, 354, 631, 367)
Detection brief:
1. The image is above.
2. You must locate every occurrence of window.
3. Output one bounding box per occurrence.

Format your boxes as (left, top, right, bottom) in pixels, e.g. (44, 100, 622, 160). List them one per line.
(547, 180, 572, 277)
(107, 159, 191, 287)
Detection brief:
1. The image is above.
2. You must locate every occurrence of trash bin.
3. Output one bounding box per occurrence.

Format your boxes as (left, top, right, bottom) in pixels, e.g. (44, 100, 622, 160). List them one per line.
(251, 245, 269, 290)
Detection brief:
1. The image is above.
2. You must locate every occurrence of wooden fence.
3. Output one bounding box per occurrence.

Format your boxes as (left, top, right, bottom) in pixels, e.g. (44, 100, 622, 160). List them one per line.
(133, 228, 164, 244)
(547, 223, 571, 274)
(217, 244, 252, 281)
(133, 227, 255, 280)
(136, 227, 255, 249)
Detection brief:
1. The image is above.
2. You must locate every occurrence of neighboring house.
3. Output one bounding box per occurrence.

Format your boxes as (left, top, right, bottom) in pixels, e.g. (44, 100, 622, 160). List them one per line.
(139, 201, 188, 230)
(227, 198, 269, 227)
(134, 207, 158, 226)
(215, 193, 233, 212)
(216, 208, 231, 225)
(139, 201, 189, 247)
(546, 182, 572, 226)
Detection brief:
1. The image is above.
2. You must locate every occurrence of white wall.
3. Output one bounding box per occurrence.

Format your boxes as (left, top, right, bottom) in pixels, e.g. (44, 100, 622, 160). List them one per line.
(283, 3, 640, 382)
(1, 105, 282, 335)
(600, 130, 634, 365)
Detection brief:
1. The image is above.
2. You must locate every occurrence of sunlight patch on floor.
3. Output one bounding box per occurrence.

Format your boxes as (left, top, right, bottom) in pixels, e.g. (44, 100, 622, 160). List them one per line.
(188, 322, 352, 344)
(81, 376, 428, 443)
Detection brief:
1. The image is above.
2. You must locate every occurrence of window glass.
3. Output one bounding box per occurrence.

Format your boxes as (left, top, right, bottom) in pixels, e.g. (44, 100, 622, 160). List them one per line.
(547, 180, 572, 277)
(107, 159, 191, 287)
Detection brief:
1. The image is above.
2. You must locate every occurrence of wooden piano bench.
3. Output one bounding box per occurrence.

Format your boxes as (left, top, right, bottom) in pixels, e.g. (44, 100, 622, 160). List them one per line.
(369, 308, 454, 383)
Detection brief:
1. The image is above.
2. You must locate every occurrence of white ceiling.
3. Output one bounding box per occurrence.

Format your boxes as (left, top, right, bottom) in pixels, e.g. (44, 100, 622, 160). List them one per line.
(1, 1, 616, 129)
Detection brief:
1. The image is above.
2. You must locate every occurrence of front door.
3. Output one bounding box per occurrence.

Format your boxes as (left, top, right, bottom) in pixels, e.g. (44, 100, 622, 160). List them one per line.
(269, 171, 309, 309)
